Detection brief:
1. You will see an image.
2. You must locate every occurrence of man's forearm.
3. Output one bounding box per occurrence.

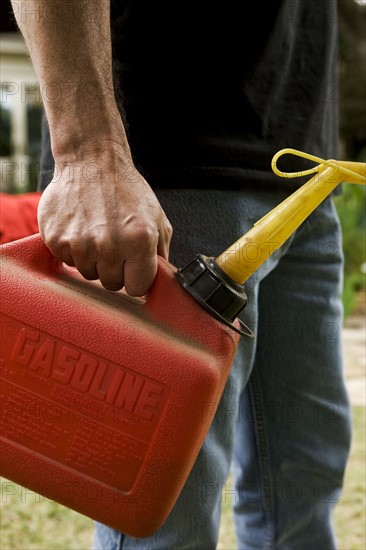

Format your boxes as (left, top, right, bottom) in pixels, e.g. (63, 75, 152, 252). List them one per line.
(11, 0, 130, 159)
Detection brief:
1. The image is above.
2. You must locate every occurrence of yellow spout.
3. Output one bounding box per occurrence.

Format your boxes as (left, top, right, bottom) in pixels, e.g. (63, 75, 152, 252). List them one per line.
(215, 149, 366, 285)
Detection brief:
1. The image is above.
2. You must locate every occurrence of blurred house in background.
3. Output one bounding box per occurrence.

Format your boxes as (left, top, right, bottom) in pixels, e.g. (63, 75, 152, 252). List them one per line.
(0, 4, 42, 193)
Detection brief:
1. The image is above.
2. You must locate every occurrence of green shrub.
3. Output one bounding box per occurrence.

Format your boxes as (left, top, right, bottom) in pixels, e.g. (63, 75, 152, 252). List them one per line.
(335, 179, 366, 318)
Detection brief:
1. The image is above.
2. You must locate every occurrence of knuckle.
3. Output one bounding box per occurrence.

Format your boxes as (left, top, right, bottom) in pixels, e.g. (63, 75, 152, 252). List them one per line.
(133, 223, 158, 244)
(83, 241, 101, 261)
(123, 223, 159, 254)
(43, 230, 59, 246)
(45, 236, 82, 262)
(44, 237, 65, 258)
(165, 221, 173, 236)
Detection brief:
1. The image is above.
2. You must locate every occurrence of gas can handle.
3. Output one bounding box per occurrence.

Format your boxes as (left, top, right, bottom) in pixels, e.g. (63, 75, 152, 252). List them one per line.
(1, 233, 149, 305)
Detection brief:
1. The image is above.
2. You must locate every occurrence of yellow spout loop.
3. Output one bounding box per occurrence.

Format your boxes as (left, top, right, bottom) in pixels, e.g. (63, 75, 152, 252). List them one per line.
(215, 149, 366, 285)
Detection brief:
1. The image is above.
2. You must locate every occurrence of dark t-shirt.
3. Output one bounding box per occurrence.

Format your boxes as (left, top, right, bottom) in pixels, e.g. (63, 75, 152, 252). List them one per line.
(110, 0, 338, 189)
(40, 0, 339, 191)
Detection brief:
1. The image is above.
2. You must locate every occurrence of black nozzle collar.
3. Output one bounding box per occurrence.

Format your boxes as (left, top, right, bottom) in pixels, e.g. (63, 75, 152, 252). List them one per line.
(177, 255, 254, 338)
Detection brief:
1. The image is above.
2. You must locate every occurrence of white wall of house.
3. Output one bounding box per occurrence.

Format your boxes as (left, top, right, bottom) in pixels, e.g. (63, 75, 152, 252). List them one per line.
(1, 32, 42, 192)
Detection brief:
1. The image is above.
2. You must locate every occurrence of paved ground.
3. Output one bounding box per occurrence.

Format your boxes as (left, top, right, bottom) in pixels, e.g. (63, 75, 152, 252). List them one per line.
(343, 308, 366, 407)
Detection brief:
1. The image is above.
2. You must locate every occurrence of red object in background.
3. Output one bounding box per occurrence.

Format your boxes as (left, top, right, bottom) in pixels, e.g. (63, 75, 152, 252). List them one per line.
(0, 234, 240, 536)
(0, 192, 41, 244)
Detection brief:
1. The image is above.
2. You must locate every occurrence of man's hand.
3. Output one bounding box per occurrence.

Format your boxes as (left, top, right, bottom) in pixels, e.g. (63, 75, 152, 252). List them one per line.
(38, 148, 172, 296)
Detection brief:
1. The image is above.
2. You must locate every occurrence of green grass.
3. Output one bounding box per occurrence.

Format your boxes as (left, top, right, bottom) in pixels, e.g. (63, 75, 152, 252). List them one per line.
(333, 406, 366, 550)
(0, 407, 365, 549)
(0, 490, 93, 550)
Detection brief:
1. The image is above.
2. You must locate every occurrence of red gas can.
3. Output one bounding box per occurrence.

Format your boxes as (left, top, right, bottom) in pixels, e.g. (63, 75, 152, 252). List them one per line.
(0, 234, 239, 537)
(2, 149, 364, 537)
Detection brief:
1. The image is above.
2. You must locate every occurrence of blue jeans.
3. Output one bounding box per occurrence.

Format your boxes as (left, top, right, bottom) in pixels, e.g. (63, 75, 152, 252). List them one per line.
(93, 188, 351, 550)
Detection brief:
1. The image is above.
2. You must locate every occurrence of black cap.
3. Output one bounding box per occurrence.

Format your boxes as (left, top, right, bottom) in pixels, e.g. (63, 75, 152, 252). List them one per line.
(177, 255, 253, 338)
